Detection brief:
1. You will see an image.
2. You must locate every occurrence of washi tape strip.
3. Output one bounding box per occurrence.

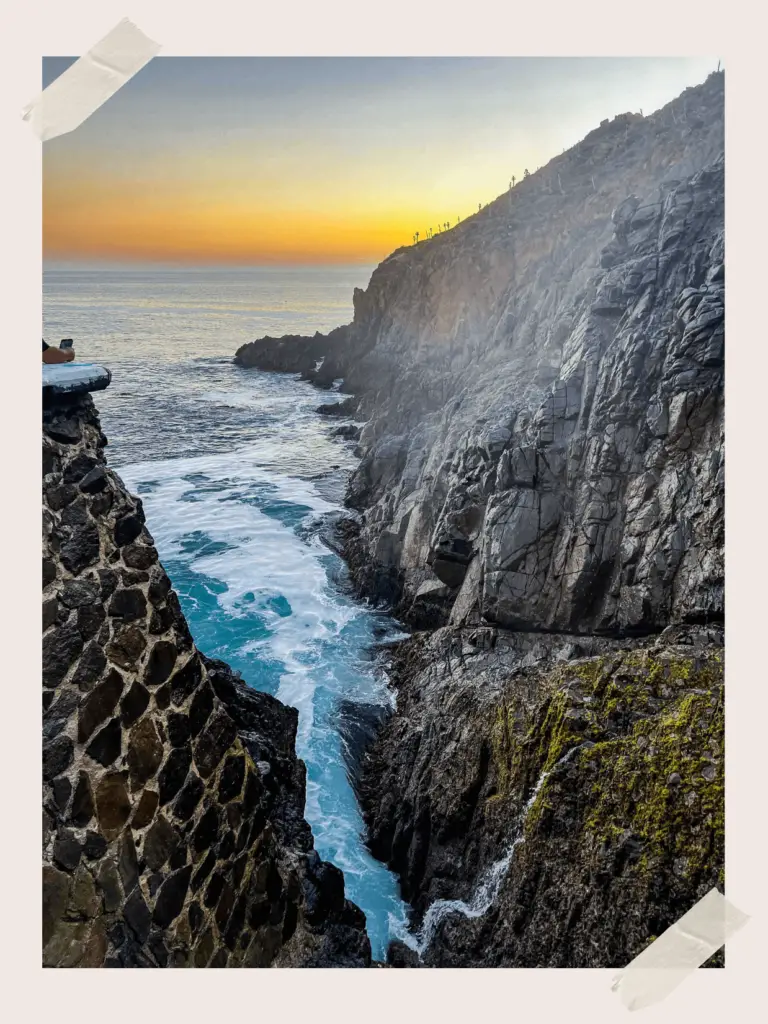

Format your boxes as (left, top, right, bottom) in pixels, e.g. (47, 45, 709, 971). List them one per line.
(612, 888, 749, 1011)
(22, 18, 160, 142)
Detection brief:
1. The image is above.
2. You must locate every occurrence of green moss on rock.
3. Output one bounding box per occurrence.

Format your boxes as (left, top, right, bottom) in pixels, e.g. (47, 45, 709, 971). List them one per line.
(580, 664, 723, 880)
(486, 647, 723, 879)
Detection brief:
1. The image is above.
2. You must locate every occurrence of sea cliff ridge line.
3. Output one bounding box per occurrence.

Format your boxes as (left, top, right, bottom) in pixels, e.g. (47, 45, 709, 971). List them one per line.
(234, 71, 725, 966)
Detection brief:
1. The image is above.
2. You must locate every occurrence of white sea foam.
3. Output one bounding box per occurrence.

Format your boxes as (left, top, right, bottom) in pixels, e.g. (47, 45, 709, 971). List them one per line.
(121, 444, 388, 709)
(120, 440, 411, 955)
(47, 263, 412, 959)
(199, 387, 271, 410)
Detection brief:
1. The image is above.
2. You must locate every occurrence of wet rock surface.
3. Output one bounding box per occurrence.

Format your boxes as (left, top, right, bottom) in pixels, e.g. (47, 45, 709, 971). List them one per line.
(357, 625, 724, 966)
(42, 395, 370, 968)
(233, 325, 354, 389)
(234, 74, 725, 967)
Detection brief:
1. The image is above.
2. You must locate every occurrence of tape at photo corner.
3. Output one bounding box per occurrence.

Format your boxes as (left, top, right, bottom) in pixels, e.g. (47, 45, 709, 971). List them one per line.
(22, 18, 161, 142)
(611, 888, 749, 1011)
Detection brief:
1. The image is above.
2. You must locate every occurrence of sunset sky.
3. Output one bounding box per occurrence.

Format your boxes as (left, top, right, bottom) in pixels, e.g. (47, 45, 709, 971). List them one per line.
(43, 56, 717, 266)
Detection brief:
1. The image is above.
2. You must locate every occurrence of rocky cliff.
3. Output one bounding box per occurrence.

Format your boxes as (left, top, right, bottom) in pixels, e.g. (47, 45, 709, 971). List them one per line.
(363, 623, 724, 967)
(238, 72, 724, 638)
(42, 394, 370, 968)
(234, 72, 725, 967)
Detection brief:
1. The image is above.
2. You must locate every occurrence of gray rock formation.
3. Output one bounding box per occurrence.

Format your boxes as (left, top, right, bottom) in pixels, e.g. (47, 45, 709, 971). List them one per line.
(235, 74, 724, 638)
(234, 72, 725, 966)
(42, 394, 370, 968)
(343, 77, 724, 636)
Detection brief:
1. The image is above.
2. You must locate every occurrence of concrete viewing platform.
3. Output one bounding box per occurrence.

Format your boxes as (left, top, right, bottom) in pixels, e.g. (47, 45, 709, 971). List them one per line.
(42, 363, 112, 398)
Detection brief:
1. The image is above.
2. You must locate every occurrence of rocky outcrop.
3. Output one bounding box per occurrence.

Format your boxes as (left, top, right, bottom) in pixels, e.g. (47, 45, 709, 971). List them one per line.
(237, 74, 724, 637)
(351, 76, 725, 967)
(341, 76, 724, 636)
(234, 73, 725, 966)
(234, 325, 355, 389)
(359, 625, 723, 966)
(42, 394, 370, 968)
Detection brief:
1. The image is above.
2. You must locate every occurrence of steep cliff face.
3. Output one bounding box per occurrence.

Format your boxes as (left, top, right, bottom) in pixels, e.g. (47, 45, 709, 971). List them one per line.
(360, 624, 723, 966)
(343, 76, 723, 635)
(350, 76, 725, 967)
(238, 74, 724, 636)
(234, 73, 725, 967)
(42, 394, 370, 968)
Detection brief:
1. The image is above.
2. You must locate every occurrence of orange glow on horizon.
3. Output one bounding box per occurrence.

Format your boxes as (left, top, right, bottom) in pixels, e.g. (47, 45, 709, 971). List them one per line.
(43, 166, 478, 265)
(42, 58, 718, 266)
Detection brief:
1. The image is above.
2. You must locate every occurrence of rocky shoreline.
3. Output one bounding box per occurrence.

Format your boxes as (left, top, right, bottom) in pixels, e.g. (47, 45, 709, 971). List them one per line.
(233, 72, 725, 967)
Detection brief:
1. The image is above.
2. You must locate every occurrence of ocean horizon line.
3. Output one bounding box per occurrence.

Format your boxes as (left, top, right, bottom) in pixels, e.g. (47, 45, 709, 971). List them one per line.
(43, 258, 379, 273)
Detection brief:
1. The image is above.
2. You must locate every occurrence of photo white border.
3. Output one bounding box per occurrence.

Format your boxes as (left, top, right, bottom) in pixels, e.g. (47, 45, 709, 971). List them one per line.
(2, 2, 765, 1021)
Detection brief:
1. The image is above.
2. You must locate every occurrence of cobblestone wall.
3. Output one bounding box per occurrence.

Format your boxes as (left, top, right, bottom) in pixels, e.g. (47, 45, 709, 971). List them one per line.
(42, 394, 370, 968)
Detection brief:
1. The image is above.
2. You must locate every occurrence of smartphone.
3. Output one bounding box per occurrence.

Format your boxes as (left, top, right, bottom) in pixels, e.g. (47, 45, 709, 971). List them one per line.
(60, 339, 73, 350)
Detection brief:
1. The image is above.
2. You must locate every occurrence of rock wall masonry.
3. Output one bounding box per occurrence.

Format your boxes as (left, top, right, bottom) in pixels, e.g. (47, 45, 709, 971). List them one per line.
(42, 395, 370, 968)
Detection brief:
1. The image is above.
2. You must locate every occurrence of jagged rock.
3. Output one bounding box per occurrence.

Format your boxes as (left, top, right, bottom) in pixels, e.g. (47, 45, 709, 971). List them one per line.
(358, 628, 724, 967)
(317, 396, 357, 417)
(85, 718, 122, 767)
(233, 325, 352, 389)
(241, 75, 725, 640)
(331, 424, 361, 440)
(386, 939, 421, 968)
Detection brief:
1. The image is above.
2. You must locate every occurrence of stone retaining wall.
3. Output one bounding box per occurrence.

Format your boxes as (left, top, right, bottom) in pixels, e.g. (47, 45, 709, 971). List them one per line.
(42, 394, 370, 967)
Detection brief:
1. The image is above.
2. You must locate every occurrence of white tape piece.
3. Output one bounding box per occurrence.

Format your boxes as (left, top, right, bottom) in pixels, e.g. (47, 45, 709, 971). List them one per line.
(22, 18, 161, 141)
(612, 888, 749, 1011)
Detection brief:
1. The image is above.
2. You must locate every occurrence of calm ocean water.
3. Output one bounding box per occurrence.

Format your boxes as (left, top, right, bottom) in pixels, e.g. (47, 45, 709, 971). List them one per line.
(43, 263, 410, 958)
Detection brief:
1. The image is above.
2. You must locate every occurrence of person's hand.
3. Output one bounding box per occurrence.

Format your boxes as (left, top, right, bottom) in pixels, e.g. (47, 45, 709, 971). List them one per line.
(42, 345, 77, 364)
